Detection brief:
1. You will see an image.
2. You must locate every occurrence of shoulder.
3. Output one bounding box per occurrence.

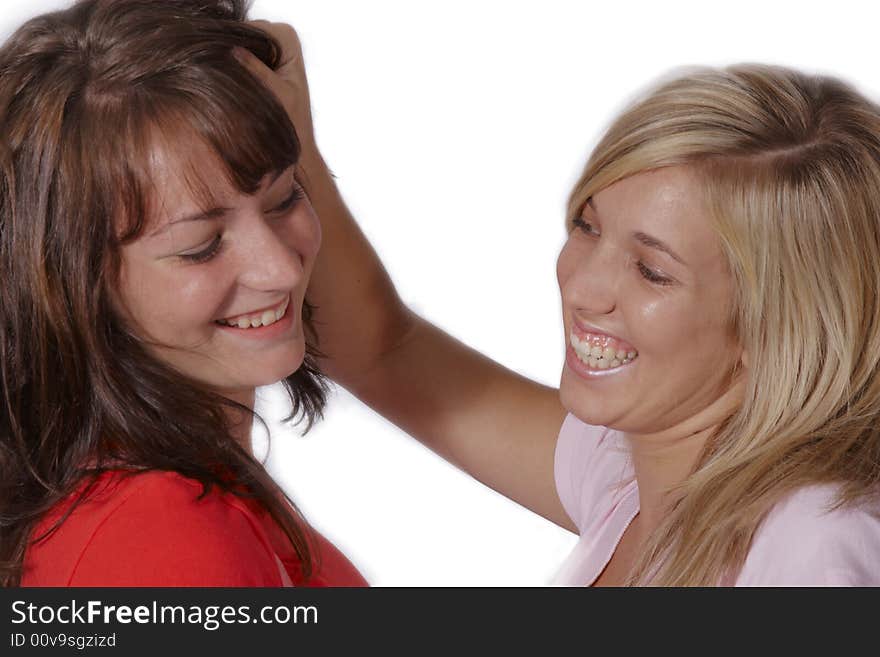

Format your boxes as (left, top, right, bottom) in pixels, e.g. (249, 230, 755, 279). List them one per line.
(737, 484, 880, 586)
(554, 414, 632, 533)
(23, 470, 283, 587)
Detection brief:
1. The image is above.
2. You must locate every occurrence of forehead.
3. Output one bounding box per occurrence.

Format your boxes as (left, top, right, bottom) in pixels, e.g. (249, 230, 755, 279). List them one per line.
(591, 166, 721, 263)
(145, 130, 236, 220)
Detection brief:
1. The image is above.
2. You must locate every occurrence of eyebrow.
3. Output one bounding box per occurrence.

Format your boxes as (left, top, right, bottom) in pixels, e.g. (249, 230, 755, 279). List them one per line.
(149, 206, 230, 237)
(149, 168, 290, 237)
(585, 197, 688, 267)
(632, 231, 687, 266)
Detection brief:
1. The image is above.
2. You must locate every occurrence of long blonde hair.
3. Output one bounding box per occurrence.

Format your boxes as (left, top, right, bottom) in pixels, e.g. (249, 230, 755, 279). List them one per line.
(567, 65, 880, 585)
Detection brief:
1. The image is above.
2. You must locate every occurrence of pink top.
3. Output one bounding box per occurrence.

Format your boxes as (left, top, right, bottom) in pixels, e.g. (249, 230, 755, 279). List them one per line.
(552, 413, 880, 586)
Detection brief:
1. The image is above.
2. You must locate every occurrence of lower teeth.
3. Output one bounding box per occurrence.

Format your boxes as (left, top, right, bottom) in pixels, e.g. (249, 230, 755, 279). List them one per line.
(579, 354, 632, 369)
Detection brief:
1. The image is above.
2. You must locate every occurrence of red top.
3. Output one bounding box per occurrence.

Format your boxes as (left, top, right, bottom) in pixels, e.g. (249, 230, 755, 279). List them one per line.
(21, 470, 368, 587)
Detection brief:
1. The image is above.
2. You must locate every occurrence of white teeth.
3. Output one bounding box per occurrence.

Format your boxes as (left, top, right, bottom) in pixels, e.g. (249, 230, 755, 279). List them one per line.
(219, 297, 289, 330)
(569, 330, 638, 371)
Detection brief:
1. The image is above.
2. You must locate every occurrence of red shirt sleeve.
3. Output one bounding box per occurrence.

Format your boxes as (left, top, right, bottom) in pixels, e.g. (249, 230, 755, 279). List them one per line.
(66, 472, 284, 587)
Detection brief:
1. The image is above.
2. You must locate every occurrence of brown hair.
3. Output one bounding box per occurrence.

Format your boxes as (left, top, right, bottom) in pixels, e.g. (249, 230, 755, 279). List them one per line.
(0, 0, 327, 586)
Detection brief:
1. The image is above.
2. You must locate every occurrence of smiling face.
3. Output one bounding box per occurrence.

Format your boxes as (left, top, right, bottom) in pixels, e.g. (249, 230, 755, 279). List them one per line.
(115, 140, 321, 407)
(557, 165, 743, 435)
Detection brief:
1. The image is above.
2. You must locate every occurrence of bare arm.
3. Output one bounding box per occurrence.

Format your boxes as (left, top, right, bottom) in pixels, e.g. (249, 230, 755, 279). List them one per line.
(239, 25, 574, 531)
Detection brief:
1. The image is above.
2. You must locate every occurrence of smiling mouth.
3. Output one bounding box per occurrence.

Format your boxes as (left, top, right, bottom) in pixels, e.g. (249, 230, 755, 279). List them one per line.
(215, 297, 290, 329)
(569, 330, 637, 370)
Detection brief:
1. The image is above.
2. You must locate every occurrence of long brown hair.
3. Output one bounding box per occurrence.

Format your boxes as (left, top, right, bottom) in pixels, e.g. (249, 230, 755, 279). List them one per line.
(0, 0, 328, 586)
(567, 65, 880, 585)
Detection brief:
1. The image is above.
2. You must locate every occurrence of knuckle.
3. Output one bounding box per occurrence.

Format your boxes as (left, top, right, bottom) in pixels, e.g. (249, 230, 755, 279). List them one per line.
(278, 24, 299, 42)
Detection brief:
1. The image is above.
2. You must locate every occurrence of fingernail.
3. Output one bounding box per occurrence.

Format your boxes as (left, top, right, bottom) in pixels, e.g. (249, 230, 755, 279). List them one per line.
(231, 46, 248, 62)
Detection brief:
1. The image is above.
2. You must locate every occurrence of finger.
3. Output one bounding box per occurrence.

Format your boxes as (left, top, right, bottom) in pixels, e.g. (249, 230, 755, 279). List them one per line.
(246, 20, 302, 67)
(232, 47, 277, 89)
(248, 19, 298, 42)
(232, 46, 301, 127)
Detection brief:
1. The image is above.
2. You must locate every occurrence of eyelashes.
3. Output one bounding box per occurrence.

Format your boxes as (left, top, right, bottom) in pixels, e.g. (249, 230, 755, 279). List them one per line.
(180, 234, 223, 264)
(636, 260, 673, 285)
(271, 182, 306, 214)
(178, 183, 306, 265)
(570, 216, 600, 237)
(570, 216, 675, 286)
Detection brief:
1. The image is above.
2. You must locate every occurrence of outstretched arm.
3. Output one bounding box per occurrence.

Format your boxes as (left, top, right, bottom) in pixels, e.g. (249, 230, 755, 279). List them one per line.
(238, 24, 574, 531)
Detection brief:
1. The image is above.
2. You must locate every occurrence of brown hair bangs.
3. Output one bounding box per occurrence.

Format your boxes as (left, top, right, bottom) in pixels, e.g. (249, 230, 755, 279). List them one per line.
(0, 0, 326, 586)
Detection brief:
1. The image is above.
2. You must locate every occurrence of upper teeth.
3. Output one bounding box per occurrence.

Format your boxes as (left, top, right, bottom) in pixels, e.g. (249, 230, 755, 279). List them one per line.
(217, 297, 289, 329)
(570, 331, 637, 368)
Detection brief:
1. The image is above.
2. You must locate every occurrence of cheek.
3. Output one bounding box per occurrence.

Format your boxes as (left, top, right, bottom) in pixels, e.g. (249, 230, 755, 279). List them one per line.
(630, 297, 665, 330)
(556, 238, 579, 293)
(556, 236, 597, 317)
(632, 291, 733, 369)
(629, 293, 687, 348)
(118, 259, 227, 340)
(117, 257, 159, 327)
(290, 202, 321, 264)
(308, 205, 322, 256)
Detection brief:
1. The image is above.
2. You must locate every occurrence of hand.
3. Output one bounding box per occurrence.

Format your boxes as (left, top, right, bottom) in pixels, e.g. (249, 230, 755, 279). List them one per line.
(235, 21, 318, 157)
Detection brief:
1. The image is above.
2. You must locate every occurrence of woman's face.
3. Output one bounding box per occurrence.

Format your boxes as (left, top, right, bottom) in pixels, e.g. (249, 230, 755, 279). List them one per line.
(557, 165, 742, 434)
(116, 144, 321, 405)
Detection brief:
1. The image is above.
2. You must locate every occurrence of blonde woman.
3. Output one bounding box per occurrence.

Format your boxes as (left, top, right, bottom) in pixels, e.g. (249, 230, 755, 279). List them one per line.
(242, 28, 880, 584)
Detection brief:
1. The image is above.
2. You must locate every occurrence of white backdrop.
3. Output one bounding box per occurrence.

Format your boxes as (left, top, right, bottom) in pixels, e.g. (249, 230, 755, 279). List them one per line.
(7, 0, 880, 585)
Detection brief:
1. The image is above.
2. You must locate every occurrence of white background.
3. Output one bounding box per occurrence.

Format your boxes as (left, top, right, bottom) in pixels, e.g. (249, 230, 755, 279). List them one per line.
(7, 0, 880, 585)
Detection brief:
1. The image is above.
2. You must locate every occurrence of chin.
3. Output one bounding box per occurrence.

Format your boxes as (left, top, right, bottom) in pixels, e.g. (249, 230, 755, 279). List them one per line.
(559, 370, 622, 428)
(230, 361, 305, 391)
(263, 338, 307, 384)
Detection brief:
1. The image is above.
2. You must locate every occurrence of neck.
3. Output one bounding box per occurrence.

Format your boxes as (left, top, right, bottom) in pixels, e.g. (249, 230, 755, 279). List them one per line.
(220, 387, 257, 457)
(624, 378, 744, 534)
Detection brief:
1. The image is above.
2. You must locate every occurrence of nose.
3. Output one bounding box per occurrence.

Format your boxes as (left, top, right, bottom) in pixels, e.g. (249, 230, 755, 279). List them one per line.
(234, 216, 305, 292)
(557, 238, 619, 317)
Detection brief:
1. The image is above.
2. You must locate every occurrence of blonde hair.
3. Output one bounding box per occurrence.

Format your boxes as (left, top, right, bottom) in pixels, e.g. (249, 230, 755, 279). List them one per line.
(567, 64, 880, 585)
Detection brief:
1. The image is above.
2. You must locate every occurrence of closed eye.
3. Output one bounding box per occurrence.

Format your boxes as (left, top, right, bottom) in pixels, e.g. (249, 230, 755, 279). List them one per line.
(270, 183, 306, 214)
(637, 260, 674, 285)
(179, 234, 223, 264)
(570, 216, 600, 236)
(572, 217, 674, 286)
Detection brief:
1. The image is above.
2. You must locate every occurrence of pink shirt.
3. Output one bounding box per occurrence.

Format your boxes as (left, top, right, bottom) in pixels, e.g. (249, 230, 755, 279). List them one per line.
(552, 414, 880, 586)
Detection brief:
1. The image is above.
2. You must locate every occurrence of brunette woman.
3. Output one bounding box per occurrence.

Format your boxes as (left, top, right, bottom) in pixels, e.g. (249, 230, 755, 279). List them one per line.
(1, 0, 366, 586)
